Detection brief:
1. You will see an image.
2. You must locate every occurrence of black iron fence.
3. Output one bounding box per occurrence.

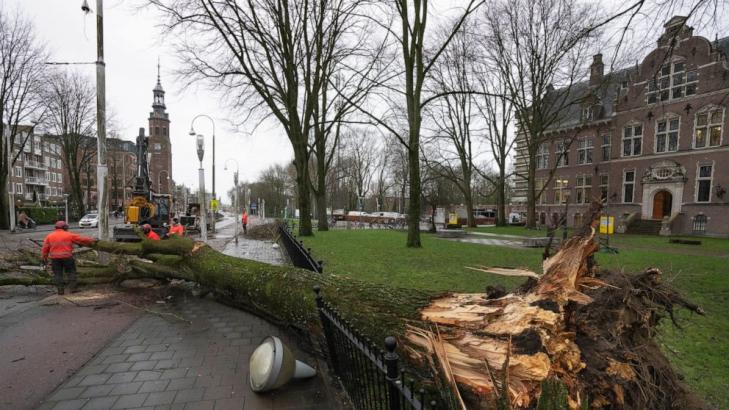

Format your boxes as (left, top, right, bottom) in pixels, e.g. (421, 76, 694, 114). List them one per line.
(313, 286, 449, 410)
(277, 223, 323, 273)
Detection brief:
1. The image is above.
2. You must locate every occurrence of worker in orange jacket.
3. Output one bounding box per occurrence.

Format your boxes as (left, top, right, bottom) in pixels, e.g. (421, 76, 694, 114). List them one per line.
(241, 210, 249, 234)
(168, 218, 184, 236)
(142, 224, 161, 240)
(41, 221, 96, 295)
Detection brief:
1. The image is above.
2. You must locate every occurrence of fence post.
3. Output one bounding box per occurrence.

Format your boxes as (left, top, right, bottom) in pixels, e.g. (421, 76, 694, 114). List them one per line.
(384, 336, 401, 410)
(313, 285, 339, 372)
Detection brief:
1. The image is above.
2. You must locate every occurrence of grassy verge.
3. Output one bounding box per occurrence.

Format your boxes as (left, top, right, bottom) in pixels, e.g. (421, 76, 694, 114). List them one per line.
(302, 229, 729, 408)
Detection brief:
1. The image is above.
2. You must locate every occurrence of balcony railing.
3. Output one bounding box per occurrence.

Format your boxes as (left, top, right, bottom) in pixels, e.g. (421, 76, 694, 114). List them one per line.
(23, 160, 47, 170)
(25, 176, 49, 186)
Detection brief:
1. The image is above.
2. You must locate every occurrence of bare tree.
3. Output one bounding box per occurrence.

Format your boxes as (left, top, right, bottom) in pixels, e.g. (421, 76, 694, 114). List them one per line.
(0, 8, 47, 228)
(42, 71, 97, 216)
(149, 0, 370, 236)
(340, 129, 376, 210)
(342, 0, 484, 247)
(483, 0, 601, 228)
(474, 73, 515, 227)
(423, 25, 480, 228)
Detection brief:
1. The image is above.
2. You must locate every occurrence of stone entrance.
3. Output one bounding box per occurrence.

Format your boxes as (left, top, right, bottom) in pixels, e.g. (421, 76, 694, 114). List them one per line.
(641, 160, 686, 220)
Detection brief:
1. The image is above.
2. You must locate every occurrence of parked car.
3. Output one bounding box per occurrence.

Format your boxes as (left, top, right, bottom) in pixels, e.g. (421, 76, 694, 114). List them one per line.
(79, 213, 99, 228)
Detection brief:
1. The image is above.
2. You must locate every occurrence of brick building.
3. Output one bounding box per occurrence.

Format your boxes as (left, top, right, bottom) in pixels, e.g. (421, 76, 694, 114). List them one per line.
(6, 126, 66, 207)
(513, 16, 729, 236)
(147, 67, 173, 195)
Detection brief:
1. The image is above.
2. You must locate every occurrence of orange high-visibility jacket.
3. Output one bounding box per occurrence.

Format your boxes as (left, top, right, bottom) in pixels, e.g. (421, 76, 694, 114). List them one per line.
(169, 224, 184, 236)
(146, 230, 161, 241)
(42, 230, 95, 260)
(242, 213, 249, 224)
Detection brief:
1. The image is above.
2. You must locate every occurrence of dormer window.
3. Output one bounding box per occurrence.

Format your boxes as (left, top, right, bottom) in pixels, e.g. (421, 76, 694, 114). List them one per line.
(647, 61, 697, 103)
(582, 106, 593, 122)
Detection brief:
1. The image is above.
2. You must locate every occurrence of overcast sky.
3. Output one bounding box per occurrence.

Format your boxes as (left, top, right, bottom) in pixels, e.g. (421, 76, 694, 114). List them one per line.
(6, 0, 727, 205)
(6, 0, 293, 204)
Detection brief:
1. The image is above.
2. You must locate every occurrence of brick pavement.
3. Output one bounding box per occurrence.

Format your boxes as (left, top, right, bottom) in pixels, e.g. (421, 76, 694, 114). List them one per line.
(37, 296, 335, 410)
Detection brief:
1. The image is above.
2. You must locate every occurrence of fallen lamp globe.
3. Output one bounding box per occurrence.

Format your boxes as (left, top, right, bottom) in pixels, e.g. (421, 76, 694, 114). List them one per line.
(249, 336, 316, 393)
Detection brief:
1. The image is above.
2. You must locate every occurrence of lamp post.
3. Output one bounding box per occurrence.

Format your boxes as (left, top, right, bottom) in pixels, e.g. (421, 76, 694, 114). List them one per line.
(195, 134, 207, 242)
(224, 158, 240, 244)
(63, 194, 69, 225)
(189, 115, 216, 233)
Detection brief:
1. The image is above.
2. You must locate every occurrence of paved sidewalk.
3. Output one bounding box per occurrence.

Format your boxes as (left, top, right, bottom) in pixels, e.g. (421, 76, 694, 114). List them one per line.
(222, 238, 286, 266)
(38, 296, 334, 410)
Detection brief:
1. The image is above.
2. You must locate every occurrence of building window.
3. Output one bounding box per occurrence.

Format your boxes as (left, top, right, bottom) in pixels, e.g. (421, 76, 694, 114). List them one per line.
(655, 117, 679, 153)
(577, 139, 593, 165)
(14, 167, 22, 177)
(536, 144, 549, 170)
(575, 175, 592, 204)
(582, 106, 593, 122)
(554, 178, 570, 204)
(154, 143, 162, 151)
(647, 61, 697, 103)
(623, 170, 635, 203)
(556, 141, 569, 167)
(15, 183, 23, 194)
(574, 213, 583, 228)
(696, 164, 713, 202)
(692, 214, 707, 233)
(155, 126, 160, 136)
(162, 127, 167, 136)
(601, 135, 611, 161)
(599, 174, 609, 201)
(694, 108, 723, 148)
(622, 124, 642, 157)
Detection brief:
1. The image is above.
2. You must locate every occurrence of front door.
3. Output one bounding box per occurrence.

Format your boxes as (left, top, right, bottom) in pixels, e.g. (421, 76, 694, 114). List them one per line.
(652, 191, 673, 219)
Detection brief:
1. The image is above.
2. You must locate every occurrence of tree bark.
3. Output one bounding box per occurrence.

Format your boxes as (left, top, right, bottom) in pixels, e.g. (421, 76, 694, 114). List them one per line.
(407, 143, 422, 247)
(496, 167, 507, 226)
(0, 175, 9, 229)
(526, 153, 537, 229)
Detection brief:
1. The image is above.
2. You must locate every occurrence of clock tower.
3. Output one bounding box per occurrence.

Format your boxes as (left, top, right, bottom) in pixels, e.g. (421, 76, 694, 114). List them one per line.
(147, 62, 172, 194)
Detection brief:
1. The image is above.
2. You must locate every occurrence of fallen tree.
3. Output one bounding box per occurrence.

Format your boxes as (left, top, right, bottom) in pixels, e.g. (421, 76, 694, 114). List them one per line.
(0, 204, 707, 409)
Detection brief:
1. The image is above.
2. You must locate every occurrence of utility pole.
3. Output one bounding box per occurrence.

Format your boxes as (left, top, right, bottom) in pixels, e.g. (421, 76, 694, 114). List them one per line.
(93, 0, 109, 241)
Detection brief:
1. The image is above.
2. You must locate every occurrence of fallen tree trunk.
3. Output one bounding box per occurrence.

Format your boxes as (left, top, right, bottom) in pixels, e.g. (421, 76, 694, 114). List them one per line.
(0, 206, 706, 409)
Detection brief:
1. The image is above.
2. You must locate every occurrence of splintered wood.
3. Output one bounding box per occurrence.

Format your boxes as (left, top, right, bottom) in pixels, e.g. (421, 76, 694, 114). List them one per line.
(406, 224, 600, 409)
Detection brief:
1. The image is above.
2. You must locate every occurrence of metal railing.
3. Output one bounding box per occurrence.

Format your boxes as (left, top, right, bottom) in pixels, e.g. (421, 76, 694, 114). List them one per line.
(23, 159, 47, 170)
(313, 286, 449, 410)
(277, 222, 323, 273)
(25, 176, 49, 185)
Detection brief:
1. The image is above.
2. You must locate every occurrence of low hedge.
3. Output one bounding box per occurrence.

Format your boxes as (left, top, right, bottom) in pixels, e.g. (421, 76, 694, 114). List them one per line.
(18, 207, 64, 225)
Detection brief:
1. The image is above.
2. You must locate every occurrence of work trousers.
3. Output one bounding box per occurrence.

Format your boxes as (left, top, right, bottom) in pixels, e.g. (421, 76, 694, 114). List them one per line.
(51, 258, 77, 289)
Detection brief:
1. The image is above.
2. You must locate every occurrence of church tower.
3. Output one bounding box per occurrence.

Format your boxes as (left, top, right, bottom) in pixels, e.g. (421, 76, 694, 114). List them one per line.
(147, 62, 172, 195)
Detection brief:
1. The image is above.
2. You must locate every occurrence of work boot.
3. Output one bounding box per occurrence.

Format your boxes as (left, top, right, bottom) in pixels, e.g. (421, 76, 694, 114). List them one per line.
(57, 287, 65, 295)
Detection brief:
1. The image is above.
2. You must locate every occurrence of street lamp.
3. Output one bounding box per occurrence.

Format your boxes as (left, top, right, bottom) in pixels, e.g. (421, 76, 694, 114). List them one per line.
(195, 134, 208, 242)
(63, 194, 70, 225)
(224, 158, 240, 244)
(189, 114, 216, 233)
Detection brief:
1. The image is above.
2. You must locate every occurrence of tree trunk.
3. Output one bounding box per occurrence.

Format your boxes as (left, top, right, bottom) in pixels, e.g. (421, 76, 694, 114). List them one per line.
(463, 186, 476, 228)
(316, 189, 328, 231)
(407, 143, 421, 248)
(0, 174, 9, 229)
(292, 139, 313, 236)
(496, 166, 507, 227)
(526, 154, 537, 229)
(3, 208, 706, 409)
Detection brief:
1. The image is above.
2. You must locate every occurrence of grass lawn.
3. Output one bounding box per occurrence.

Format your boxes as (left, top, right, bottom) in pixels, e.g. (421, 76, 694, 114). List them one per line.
(302, 229, 729, 408)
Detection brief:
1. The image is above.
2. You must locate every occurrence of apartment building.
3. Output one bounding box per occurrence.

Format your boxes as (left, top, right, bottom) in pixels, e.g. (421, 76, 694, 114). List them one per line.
(512, 16, 729, 236)
(7, 126, 66, 206)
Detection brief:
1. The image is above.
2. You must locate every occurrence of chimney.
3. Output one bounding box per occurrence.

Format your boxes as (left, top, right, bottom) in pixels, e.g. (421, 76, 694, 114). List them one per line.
(590, 54, 604, 86)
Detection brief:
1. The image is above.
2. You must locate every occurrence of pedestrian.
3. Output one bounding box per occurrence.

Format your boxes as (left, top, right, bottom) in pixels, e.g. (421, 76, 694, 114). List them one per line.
(142, 224, 161, 240)
(241, 210, 249, 234)
(168, 218, 184, 236)
(41, 221, 96, 295)
(17, 211, 30, 229)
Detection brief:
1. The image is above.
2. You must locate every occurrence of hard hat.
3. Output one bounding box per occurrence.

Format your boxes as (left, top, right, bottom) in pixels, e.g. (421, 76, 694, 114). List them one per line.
(55, 221, 68, 230)
(142, 224, 152, 233)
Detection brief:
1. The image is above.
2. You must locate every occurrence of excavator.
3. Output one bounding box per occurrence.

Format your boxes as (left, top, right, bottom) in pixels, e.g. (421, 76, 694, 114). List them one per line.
(113, 128, 172, 241)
